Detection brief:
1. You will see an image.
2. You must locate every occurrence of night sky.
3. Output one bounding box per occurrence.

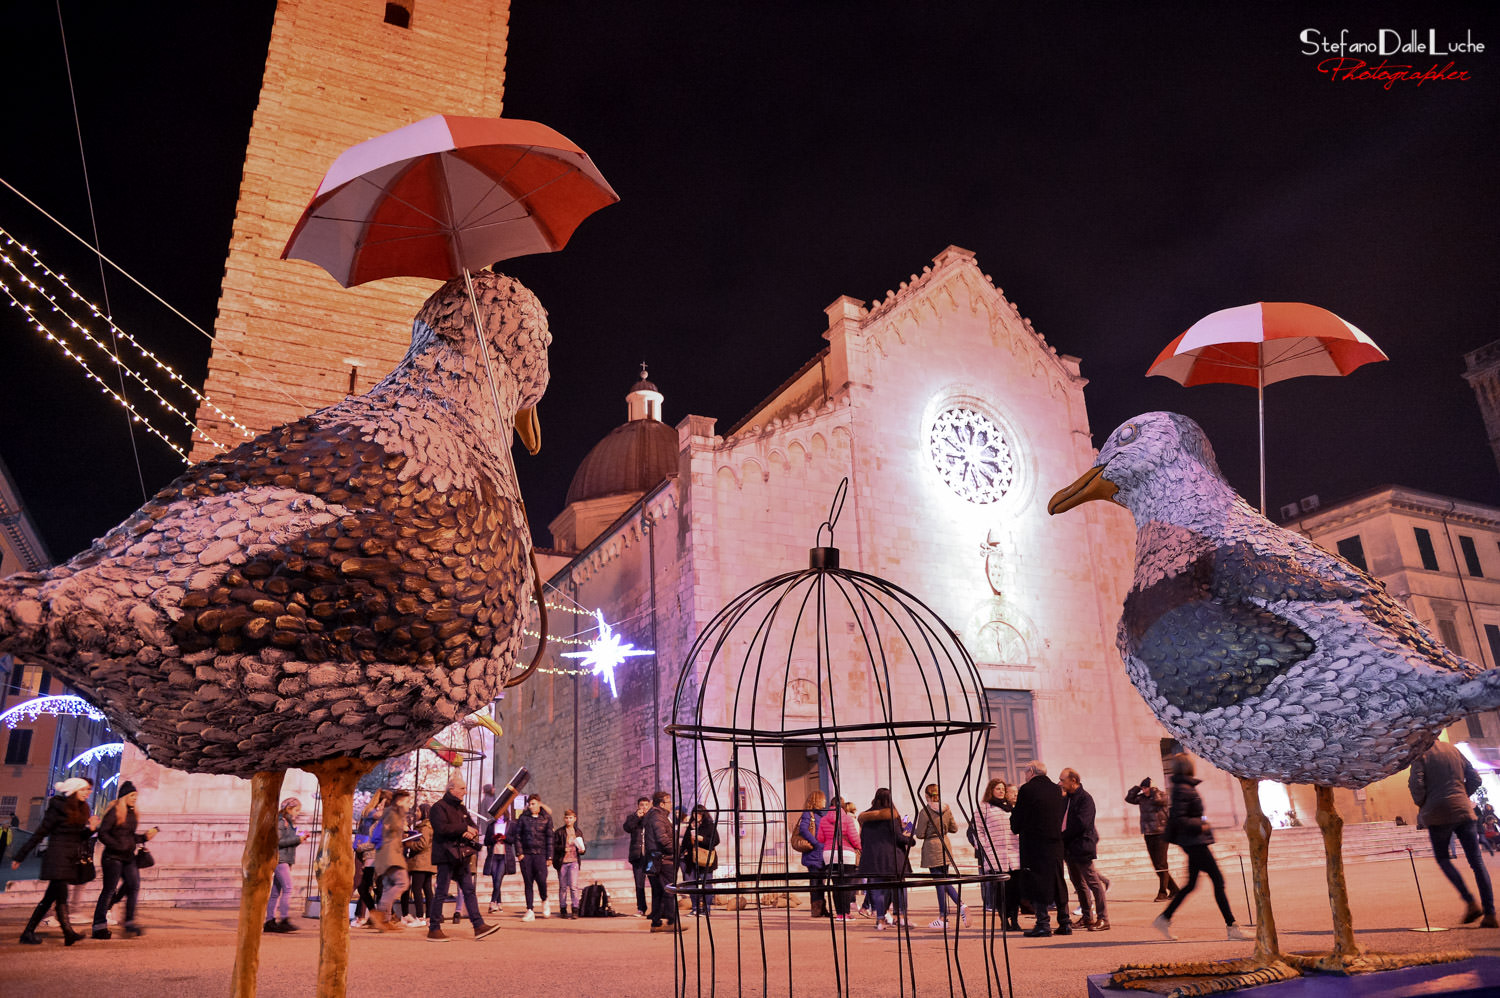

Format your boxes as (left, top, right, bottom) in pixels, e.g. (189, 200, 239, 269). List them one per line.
(2, 2, 1497, 563)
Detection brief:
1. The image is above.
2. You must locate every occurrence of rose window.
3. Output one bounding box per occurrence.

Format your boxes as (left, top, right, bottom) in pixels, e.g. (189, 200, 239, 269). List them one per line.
(927, 406, 1014, 504)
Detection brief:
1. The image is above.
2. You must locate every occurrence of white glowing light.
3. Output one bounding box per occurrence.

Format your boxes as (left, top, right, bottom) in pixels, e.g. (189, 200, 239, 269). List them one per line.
(0, 695, 107, 728)
(102, 773, 120, 792)
(561, 610, 654, 699)
(67, 742, 125, 769)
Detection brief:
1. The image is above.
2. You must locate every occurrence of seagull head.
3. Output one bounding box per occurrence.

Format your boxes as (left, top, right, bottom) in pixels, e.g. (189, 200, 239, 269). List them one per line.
(1048, 411, 1240, 525)
(411, 270, 551, 454)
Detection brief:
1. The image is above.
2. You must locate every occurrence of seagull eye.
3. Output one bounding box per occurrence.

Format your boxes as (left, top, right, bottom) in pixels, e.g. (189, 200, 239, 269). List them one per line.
(1117, 423, 1138, 445)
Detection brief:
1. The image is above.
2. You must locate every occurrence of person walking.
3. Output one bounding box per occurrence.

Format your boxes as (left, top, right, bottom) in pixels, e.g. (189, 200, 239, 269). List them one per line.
(645, 790, 684, 932)
(857, 788, 913, 930)
(91, 780, 157, 939)
(1059, 768, 1110, 931)
(1153, 754, 1252, 940)
(680, 804, 719, 917)
(552, 808, 587, 918)
(513, 795, 555, 921)
(818, 795, 862, 920)
(426, 775, 499, 941)
(406, 803, 436, 927)
(352, 789, 387, 928)
(1126, 776, 1180, 901)
(484, 806, 517, 914)
(1409, 739, 1498, 927)
(914, 784, 966, 929)
(972, 777, 1020, 930)
(794, 790, 829, 918)
(262, 797, 307, 934)
(12, 777, 99, 945)
(371, 789, 412, 931)
(623, 797, 652, 917)
(1011, 761, 1069, 937)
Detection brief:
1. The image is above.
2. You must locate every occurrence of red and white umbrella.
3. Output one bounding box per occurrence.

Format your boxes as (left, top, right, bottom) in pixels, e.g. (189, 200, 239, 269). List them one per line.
(282, 114, 619, 287)
(1147, 302, 1387, 513)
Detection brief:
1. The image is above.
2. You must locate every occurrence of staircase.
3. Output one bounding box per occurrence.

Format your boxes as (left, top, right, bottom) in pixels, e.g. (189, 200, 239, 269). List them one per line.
(0, 821, 1439, 910)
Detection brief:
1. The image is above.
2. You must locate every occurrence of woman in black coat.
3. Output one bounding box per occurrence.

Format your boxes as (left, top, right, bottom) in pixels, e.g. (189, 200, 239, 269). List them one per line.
(857, 787, 914, 929)
(680, 805, 720, 916)
(1154, 754, 1250, 940)
(91, 780, 158, 939)
(11, 777, 99, 945)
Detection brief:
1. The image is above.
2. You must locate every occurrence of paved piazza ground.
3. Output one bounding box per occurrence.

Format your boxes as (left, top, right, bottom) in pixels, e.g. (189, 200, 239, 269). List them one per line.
(3, 853, 1499, 997)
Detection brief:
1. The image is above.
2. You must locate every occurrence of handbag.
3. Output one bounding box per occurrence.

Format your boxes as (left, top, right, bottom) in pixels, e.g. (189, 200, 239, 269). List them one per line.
(790, 814, 815, 854)
(692, 846, 716, 869)
(75, 854, 97, 884)
(135, 846, 156, 869)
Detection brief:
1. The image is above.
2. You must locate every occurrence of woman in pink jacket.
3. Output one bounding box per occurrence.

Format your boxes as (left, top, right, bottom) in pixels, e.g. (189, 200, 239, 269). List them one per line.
(817, 796, 862, 920)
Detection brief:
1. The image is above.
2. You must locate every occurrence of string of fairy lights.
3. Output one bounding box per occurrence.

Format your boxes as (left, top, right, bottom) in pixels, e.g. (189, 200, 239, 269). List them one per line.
(526, 593, 656, 685)
(0, 225, 255, 460)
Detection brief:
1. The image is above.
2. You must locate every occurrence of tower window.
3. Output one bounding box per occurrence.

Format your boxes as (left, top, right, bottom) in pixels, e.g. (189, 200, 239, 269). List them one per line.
(1335, 536, 1367, 572)
(1459, 535, 1484, 577)
(384, 1, 413, 28)
(1414, 527, 1440, 571)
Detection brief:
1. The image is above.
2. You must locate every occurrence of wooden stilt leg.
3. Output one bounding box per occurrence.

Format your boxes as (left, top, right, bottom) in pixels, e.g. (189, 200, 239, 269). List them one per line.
(1316, 785, 1359, 958)
(308, 757, 375, 998)
(1238, 776, 1280, 962)
(231, 770, 287, 998)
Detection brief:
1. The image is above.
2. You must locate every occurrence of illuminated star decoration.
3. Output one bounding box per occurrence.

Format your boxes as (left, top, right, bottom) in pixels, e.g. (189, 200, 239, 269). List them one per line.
(67, 742, 126, 769)
(561, 610, 654, 699)
(0, 695, 106, 728)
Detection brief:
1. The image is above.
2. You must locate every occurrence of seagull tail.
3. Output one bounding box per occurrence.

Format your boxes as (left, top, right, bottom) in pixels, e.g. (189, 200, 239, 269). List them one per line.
(1458, 667, 1500, 713)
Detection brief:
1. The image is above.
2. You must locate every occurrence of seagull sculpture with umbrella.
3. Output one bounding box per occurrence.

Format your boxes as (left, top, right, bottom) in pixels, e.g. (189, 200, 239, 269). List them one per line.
(0, 115, 616, 998)
(1146, 302, 1388, 513)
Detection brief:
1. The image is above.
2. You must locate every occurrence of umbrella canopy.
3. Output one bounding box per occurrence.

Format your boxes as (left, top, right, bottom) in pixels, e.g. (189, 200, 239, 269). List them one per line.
(1147, 302, 1387, 389)
(1147, 302, 1387, 514)
(282, 114, 619, 288)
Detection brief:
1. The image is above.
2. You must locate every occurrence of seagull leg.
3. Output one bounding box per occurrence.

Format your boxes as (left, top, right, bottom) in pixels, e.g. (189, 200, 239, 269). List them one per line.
(308, 756, 375, 998)
(231, 769, 286, 998)
(1280, 785, 1472, 976)
(1238, 775, 1281, 962)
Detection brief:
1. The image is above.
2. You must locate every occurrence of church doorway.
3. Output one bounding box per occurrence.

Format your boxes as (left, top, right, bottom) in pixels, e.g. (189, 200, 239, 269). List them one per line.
(984, 689, 1036, 786)
(783, 742, 834, 815)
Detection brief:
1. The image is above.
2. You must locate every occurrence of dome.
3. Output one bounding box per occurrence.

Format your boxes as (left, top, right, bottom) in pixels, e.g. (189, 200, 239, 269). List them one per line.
(563, 417, 678, 505)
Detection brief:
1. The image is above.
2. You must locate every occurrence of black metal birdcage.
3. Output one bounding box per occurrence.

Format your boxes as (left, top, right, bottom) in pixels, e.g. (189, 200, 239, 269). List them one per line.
(665, 481, 1011, 997)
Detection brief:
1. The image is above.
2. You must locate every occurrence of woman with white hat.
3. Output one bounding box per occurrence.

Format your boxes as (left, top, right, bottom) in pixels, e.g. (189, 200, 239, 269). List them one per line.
(11, 777, 99, 945)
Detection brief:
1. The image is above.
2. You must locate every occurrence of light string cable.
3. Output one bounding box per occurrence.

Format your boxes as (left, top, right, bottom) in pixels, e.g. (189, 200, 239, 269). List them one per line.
(522, 585, 655, 676)
(0, 270, 195, 462)
(1, 230, 239, 454)
(56, 0, 147, 499)
(0, 176, 320, 419)
(1, 228, 254, 441)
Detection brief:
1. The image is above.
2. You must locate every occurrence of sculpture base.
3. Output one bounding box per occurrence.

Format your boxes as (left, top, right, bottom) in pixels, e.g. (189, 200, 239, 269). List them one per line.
(1088, 956, 1500, 998)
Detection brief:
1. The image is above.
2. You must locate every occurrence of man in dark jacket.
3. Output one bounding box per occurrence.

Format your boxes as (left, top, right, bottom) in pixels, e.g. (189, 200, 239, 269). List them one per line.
(1060, 768, 1110, 930)
(1410, 739, 1497, 927)
(645, 790, 684, 931)
(1010, 760, 1069, 937)
(1126, 777, 1179, 901)
(623, 796, 651, 917)
(427, 775, 499, 941)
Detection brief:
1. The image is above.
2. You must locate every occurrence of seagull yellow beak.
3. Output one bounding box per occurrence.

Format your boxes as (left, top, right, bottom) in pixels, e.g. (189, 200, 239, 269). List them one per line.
(1048, 465, 1119, 514)
(515, 406, 541, 456)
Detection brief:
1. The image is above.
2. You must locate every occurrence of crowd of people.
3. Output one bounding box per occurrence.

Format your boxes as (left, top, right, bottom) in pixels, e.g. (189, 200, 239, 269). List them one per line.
(9, 776, 156, 945)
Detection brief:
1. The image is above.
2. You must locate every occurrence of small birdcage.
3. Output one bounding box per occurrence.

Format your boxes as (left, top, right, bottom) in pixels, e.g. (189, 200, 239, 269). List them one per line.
(667, 481, 1011, 997)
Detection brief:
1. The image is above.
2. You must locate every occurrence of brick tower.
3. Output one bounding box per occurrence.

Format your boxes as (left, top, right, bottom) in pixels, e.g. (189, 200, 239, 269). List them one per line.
(190, 0, 511, 460)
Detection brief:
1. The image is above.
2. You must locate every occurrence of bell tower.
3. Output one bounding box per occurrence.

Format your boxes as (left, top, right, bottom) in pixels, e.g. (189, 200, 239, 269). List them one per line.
(190, 0, 511, 460)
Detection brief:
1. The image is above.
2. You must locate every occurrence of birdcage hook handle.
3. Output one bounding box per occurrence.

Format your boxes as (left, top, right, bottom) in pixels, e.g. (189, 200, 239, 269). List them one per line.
(816, 478, 849, 548)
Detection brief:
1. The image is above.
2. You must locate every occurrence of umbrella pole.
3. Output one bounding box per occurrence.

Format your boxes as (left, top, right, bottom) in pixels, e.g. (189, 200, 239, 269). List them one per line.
(1257, 350, 1267, 515)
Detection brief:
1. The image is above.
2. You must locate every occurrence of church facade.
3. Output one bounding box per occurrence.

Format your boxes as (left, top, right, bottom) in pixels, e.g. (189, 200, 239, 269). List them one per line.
(499, 246, 1244, 854)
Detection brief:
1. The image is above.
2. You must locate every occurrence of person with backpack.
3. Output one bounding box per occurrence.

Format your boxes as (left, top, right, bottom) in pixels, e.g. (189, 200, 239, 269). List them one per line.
(552, 808, 587, 918)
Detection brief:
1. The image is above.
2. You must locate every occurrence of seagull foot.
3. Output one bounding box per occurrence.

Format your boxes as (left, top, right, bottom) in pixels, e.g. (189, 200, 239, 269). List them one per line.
(1110, 957, 1299, 997)
(1281, 948, 1472, 975)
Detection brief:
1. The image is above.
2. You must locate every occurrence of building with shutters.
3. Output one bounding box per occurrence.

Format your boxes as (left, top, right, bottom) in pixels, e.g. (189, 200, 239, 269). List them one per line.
(492, 246, 1232, 855)
(1286, 485, 1500, 822)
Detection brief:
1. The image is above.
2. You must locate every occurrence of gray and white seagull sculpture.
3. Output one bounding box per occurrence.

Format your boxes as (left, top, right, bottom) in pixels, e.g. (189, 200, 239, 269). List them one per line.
(1050, 411, 1495, 994)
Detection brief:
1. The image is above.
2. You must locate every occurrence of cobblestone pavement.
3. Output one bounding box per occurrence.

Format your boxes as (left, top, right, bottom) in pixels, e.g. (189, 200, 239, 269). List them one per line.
(3, 853, 1499, 997)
